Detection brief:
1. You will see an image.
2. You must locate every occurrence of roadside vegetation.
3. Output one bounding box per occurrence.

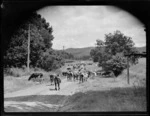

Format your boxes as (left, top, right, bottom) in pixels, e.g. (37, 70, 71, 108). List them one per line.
(60, 86, 146, 111)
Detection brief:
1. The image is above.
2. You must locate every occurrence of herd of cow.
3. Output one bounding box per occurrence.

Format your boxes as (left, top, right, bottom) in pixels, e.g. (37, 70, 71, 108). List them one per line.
(28, 62, 114, 90)
(61, 66, 97, 83)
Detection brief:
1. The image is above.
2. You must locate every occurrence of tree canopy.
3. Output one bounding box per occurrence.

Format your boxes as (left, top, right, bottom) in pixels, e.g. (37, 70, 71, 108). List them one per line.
(90, 30, 139, 77)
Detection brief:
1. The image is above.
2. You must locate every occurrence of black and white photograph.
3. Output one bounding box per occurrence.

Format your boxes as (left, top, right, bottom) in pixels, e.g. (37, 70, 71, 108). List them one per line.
(2, 0, 148, 114)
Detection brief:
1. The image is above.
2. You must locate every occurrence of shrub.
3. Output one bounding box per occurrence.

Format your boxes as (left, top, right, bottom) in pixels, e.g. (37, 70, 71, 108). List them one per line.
(4, 67, 27, 77)
(103, 53, 127, 77)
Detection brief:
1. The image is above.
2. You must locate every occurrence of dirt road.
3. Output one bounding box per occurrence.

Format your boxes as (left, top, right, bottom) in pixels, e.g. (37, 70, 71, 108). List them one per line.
(4, 78, 82, 112)
(5, 78, 80, 98)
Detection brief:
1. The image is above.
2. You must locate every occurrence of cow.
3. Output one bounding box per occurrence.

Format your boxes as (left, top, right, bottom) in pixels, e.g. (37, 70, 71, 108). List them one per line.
(62, 71, 68, 77)
(87, 71, 96, 78)
(49, 74, 55, 85)
(79, 72, 84, 83)
(72, 70, 79, 81)
(101, 71, 114, 77)
(54, 74, 61, 90)
(67, 67, 71, 71)
(67, 71, 73, 81)
(50, 74, 61, 90)
(28, 73, 43, 81)
(82, 72, 89, 82)
(87, 71, 92, 77)
(96, 70, 105, 76)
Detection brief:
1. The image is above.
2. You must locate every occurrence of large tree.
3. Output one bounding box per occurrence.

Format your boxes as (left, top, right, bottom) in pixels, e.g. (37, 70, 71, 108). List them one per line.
(90, 30, 139, 77)
(4, 12, 54, 68)
(105, 30, 135, 55)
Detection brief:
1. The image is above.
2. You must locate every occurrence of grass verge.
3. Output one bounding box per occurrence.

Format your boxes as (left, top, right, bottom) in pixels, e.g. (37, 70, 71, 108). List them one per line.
(59, 87, 146, 111)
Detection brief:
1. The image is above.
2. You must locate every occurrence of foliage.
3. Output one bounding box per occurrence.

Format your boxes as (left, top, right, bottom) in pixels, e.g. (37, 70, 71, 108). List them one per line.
(90, 40, 105, 62)
(98, 52, 112, 67)
(37, 49, 74, 71)
(128, 48, 140, 65)
(102, 53, 127, 77)
(90, 49, 99, 62)
(90, 30, 139, 77)
(4, 67, 27, 77)
(105, 30, 135, 55)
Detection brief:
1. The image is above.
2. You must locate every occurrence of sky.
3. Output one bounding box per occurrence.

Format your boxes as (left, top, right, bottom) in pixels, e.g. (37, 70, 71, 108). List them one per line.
(37, 6, 146, 50)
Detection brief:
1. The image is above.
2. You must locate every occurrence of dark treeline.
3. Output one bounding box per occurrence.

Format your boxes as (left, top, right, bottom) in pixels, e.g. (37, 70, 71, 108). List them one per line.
(4, 12, 74, 71)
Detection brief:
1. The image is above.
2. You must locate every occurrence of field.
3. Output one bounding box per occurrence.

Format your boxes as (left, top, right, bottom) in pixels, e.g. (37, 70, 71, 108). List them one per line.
(4, 58, 146, 112)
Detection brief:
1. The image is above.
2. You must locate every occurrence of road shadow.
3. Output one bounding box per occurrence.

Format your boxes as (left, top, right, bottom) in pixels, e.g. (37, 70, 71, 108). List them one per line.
(49, 88, 57, 91)
(46, 84, 54, 86)
(4, 94, 67, 112)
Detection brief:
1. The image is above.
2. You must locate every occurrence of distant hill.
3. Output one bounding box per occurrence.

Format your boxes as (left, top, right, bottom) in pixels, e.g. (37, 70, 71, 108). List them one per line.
(135, 46, 146, 53)
(65, 46, 146, 58)
(65, 47, 94, 58)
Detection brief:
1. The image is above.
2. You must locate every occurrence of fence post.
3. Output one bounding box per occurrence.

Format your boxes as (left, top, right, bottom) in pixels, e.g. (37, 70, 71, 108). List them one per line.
(127, 56, 130, 84)
(27, 24, 30, 73)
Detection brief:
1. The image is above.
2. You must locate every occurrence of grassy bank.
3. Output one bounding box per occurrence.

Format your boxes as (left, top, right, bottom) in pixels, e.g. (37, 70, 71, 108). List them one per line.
(4, 76, 36, 94)
(60, 87, 146, 112)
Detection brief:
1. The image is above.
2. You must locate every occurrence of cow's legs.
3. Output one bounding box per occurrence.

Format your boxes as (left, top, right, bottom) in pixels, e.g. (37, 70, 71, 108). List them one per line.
(82, 76, 83, 83)
(50, 79, 52, 85)
(73, 75, 75, 81)
(79, 76, 82, 83)
(58, 83, 60, 90)
(67, 76, 69, 81)
(55, 82, 57, 90)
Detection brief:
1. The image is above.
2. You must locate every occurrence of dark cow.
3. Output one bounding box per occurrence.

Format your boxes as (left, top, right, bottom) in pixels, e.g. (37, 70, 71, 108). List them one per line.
(49, 74, 61, 90)
(79, 73, 84, 83)
(49, 74, 55, 85)
(88, 63, 93, 65)
(66, 72, 73, 81)
(28, 73, 43, 81)
(67, 67, 71, 70)
(54, 74, 61, 90)
(101, 71, 114, 77)
(87, 71, 92, 77)
(96, 70, 105, 76)
(73, 66, 76, 69)
(62, 72, 68, 76)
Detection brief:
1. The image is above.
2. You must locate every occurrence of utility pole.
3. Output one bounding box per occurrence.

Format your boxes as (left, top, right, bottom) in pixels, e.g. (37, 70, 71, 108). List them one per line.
(127, 56, 130, 84)
(27, 24, 30, 73)
(63, 46, 65, 51)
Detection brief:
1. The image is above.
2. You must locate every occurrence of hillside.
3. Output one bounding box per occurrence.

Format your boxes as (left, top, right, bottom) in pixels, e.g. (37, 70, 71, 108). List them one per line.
(65, 47, 94, 58)
(135, 46, 146, 53)
(65, 46, 146, 58)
